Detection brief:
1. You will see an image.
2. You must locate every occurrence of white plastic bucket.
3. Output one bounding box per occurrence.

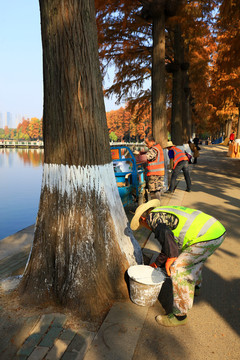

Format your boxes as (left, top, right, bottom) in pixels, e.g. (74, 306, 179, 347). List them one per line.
(127, 265, 165, 306)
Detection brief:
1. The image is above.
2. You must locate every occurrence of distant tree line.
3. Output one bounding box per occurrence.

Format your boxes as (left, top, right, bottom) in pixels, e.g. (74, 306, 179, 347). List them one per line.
(0, 108, 153, 143)
(0, 117, 43, 140)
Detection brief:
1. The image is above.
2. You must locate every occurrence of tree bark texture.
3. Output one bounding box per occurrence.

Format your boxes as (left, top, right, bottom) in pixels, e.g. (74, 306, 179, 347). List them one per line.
(182, 79, 191, 143)
(19, 0, 142, 321)
(182, 59, 191, 142)
(152, 11, 168, 147)
(226, 119, 232, 138)
(171, 24, 183, 145)
(237, 107, 240, 139)
(40, 0, 110, 166)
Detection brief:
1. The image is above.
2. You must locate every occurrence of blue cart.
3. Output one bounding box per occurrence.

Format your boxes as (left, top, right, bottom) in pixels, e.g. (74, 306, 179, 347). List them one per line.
(111, 145, 147, 207)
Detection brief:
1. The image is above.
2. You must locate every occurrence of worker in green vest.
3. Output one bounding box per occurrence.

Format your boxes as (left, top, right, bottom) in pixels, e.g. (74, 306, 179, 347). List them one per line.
(130, 200, 226, 327)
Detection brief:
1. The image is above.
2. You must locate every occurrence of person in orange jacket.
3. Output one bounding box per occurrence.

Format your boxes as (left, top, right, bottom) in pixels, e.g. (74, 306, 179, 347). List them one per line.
(144, 136, 165, 201)
(166, 141, 191, 192)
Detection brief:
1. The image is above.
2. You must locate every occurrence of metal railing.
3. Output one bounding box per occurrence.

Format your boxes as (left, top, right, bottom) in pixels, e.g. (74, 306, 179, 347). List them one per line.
(0, 140, 44, 148)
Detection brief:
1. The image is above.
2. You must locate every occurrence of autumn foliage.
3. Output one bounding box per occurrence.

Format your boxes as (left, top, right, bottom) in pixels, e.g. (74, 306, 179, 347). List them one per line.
(0, 117, 43, 140)
(96, 0, 240, 139)
(107, 105, 152, 142)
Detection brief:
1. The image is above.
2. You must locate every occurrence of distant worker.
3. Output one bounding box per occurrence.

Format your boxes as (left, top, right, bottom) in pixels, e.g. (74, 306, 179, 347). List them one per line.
(193, 136, 200, 147)
(130, 200, 226, 327)
(137, 136, 165, 201)
(166, 141, 191, 192)
(229, 131, 235, 143)
(188, 140, 200, 164)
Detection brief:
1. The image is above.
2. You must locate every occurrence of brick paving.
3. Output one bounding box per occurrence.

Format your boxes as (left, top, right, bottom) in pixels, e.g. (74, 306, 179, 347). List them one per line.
(15, 313, 96, 360)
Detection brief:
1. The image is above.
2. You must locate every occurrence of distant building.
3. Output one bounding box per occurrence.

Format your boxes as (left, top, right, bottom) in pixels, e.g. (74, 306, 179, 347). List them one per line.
(1, 112, 13, 128)
(0, 112, 24, 128)
(6, 112, 13, 128)
(3, 113, 7, 128)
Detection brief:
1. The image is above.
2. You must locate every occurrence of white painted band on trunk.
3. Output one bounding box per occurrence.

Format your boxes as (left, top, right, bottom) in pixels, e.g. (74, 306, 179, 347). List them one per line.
(42, 162, 120, 196)
(41, 162, 142, 265)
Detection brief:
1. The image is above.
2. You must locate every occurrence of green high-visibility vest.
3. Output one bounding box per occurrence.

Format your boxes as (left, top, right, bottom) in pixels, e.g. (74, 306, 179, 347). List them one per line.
(151, 206, 226, 249)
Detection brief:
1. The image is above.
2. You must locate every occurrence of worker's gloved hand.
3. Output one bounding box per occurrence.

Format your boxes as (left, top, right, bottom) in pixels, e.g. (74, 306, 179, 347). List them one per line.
(150, 262, 158, 268)
(165, 257, 177, 276)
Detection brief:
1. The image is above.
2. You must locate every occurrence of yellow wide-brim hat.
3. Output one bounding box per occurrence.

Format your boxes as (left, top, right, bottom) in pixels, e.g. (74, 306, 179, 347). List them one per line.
(130, 199, 161, 231)
(165, 141, 175, 148)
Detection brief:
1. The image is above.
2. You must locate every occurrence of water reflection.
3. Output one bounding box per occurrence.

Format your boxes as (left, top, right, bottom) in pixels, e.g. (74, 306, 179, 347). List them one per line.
(0, 148, 43, 240)
(0, 147, 44, 168)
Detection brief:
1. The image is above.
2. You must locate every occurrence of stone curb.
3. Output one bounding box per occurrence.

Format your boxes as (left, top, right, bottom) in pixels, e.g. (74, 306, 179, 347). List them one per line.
(83, 302, 149, 360)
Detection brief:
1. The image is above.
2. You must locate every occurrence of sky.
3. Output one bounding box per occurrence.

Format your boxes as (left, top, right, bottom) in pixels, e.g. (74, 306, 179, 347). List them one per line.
(0, 1, 122, 121)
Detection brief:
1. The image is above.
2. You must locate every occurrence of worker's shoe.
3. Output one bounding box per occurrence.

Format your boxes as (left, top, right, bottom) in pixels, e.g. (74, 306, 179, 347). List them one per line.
(155, 313, 187, 327)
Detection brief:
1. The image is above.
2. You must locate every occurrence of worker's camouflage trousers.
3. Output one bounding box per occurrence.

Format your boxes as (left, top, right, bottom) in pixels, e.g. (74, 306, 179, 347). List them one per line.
(147, 175, 164, 192)
(170, 235, 225, 316)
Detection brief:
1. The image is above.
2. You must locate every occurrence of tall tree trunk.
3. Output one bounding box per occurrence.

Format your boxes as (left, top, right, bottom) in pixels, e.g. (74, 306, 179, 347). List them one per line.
(171, 23, 183, 145)
(152, 11, 167, 147)
(226, 118, 232, 138)
(236, 104, 240, 139)
(182, 67, 191, 142)
(181, 43, 191, 143)
(19, 0, 142, 321)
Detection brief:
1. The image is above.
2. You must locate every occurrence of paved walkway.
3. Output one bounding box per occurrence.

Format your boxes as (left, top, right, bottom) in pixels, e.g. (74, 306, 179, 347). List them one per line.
(0, 145, 240, 359)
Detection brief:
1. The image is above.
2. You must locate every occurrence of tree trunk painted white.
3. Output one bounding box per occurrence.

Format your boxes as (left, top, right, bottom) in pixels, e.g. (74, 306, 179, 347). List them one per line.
(39, 162, 141, 266)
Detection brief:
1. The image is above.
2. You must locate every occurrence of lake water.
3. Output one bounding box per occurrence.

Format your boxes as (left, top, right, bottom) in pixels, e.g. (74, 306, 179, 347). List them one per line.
(0, 148, 43, 240)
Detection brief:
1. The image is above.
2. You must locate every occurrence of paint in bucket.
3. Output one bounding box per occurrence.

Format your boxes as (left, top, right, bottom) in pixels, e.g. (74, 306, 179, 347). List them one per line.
(127, 265, 165, 306)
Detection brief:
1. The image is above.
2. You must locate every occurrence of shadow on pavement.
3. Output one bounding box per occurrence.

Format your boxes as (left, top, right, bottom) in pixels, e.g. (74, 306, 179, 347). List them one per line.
(195, 266, 240, 336)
